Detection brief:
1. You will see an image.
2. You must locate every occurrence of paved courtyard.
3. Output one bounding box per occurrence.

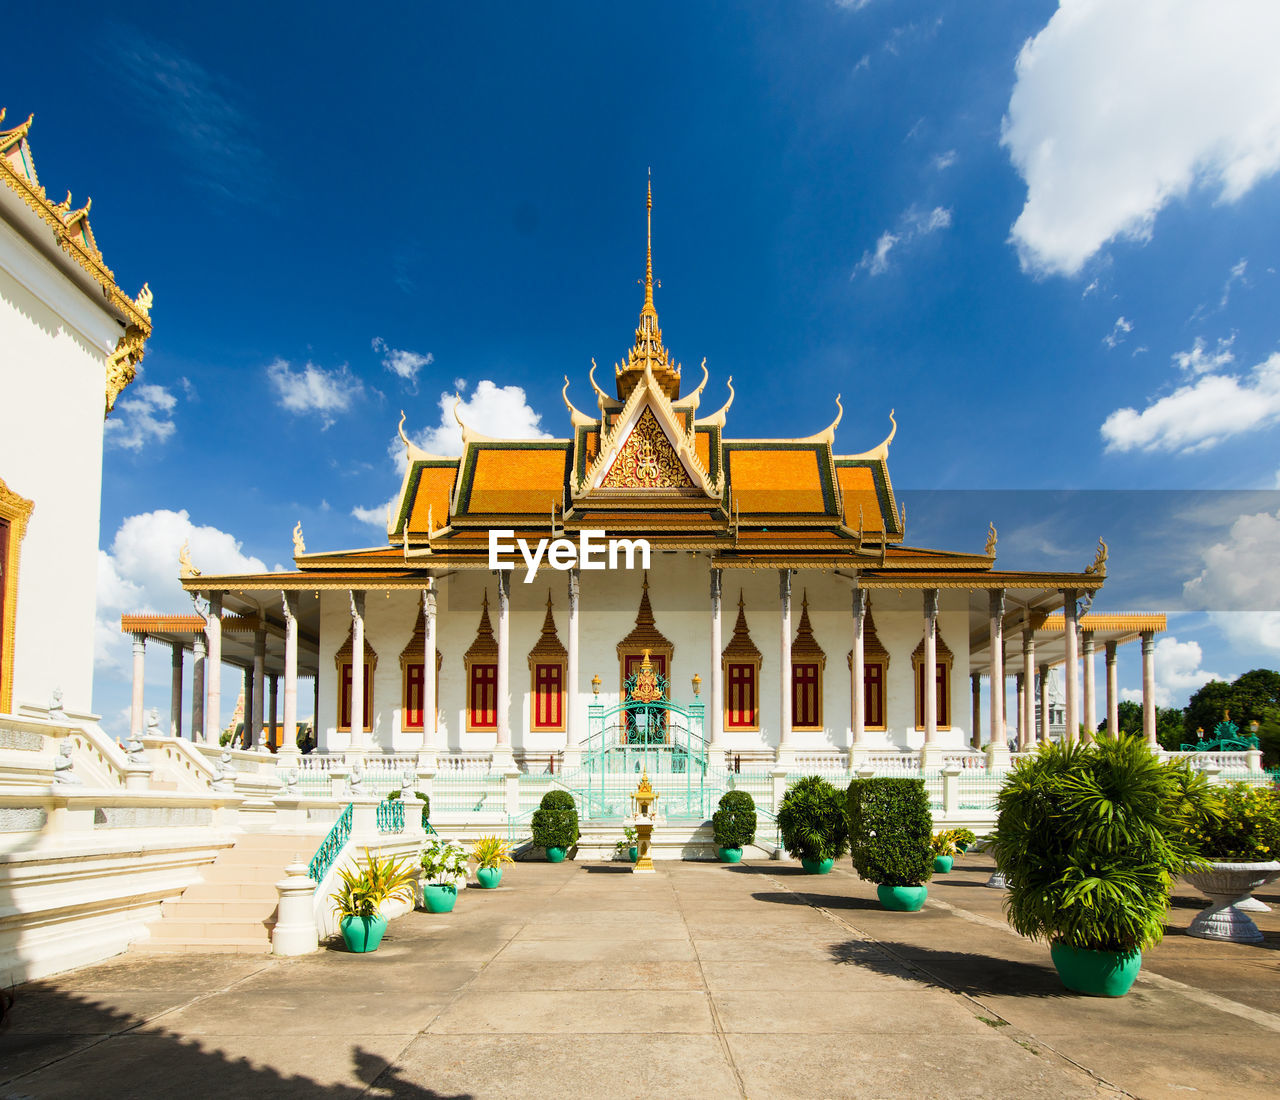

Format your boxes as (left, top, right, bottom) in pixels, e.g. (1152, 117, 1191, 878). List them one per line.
(2, 854, 1278, 1099)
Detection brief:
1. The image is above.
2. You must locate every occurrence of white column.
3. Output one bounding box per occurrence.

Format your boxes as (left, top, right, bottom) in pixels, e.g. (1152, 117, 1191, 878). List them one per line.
(1021, 626, 1035, 749)
(281, 591, 300, 759)
(252, 628, 267, 748)
(921, 589, 940, 768)
(775, 570, 794, 766)
(204, 593, 222, 743)
(1141, 630, 1157, 747)
(169, 643, 183, 738)
(970, 672, 981, 749)
(421, 580, 439, 763)
(348, 591, 365, 757)
(709, 568, 724, 756)
(850, 585, 867, 760)
(268, 674, 279, 750)
(191, 635, 206, 741)
(130, 634, 147, 740)
(241, 666, 253, 749)
(988, 590, 1004, 750)
(1081, 631, 1096, 743)
(1015, 672, 1025, 748)
(1105, 641, 1119, 735)
(1062, 590, 1079, 743)
(492, 572, 515, 772)
(563, 569, 580, 766)
(1038, 663, 1050, 743)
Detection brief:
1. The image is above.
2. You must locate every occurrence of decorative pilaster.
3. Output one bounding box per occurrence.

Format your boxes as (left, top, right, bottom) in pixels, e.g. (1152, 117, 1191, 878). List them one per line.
(709, 568, 724, 757)
(1141, 630, 1157, 748)
(492, 572, 516, 774)
(850, 585, 867, 765)
(1105, 640, 1119, 735)
(204, 593, 222, 743)
(775, 569, 794, 767)
(563, 570, 581, 768)
(191, 635, 206, 741)
(1062, 590, 1079, 743)
(169, 643, 183, 739)
(130, 634, 146, 742)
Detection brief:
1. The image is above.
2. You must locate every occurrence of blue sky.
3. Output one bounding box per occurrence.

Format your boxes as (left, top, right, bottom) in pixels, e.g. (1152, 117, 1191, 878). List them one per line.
(9, 0, 1280, 732)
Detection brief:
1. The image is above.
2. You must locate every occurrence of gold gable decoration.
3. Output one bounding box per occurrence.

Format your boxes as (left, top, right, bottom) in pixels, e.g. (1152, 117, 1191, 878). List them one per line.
(463, 591, 499, 664)
(528, 592, 568, 666)
(722, 592, 762, 662)
(790, 591, 826, 669)
(599, 407, 696, 490)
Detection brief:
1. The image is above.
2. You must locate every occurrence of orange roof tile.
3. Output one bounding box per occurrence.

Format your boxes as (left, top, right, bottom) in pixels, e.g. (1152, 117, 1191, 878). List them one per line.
(728, 448, 829, 513)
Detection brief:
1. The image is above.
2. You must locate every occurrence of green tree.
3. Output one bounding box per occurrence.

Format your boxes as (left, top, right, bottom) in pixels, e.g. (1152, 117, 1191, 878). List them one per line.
(1099, 700, 1143, 736)
(1156, 706, 1185, 752)
(1257, 704, 1280, 769)
(1185, 680, 1238, 739)
(1231, 669, 1280, 727)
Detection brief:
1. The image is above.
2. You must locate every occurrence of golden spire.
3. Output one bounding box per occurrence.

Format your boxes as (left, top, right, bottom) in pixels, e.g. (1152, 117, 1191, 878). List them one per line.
(644, 170, 655, 313)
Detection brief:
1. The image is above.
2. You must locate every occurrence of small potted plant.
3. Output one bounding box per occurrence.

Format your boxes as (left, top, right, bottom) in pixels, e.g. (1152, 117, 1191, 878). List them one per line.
(952, 828, 977, 854)
(420, 836, 470, 913)
(777, 775, 849, 874)
(992, 736, 1211, 996)
(472, 835, 514, 889)
(712, 790, 756, 862)
(614, 824, 639, 863)
(847, 777, 933, 910)
(1182, 781, 1280, 943)
(930, 829, 959, 873)
(531, 789, 579, 862)
(329, 848, 418, 953)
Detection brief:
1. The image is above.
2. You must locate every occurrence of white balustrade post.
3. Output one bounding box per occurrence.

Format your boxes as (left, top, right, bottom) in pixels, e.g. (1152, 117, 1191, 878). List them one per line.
(272, 860, 319, 956)
(941, 763, 961, 819)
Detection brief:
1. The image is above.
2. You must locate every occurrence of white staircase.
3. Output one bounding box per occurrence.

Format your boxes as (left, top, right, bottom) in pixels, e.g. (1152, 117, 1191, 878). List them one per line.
(135, 832, 315, 954)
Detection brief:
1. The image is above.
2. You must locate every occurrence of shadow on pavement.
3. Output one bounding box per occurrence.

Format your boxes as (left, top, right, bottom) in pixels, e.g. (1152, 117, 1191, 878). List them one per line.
(827, 939, 1070, 998)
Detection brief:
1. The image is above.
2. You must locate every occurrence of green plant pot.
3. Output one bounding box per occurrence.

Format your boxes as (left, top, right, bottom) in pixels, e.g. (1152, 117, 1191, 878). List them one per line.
(876, 884, 928, 912)
(956, 843, 971, 853)
(423, 884, 457, 913)
(801, 857, 834, 874)
(476, 866, 503, 889)
(1050, 943, 1142, 997)
(339, 914, 387, 952)
(718, 846, 743, 863)
(933, 855, 954, 874)
(629, 846, 638, 863)
(545, 846, 567, 863)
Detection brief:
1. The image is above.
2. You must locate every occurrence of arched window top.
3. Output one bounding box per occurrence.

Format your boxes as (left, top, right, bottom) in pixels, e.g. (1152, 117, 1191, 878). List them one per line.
(527, 591, 567, 669)
(847, 608, 890, 669)
(463, 590, 498, 667)
(791, 590, 826, 670)
(722, 591, 762, 665)
(911, 625, 954, 666)
(335, 623, 378, 670)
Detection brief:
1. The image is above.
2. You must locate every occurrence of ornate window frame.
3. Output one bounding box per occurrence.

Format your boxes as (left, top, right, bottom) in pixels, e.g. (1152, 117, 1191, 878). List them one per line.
(616, 574, 674, 699)
(790, 591, 826, 732)
(399, 603, 442, 733)
(463, 591, 499, 732)
(0, 476, 34, 715)
(335, 625, 377, 733)
(528, 593, 568, 733)
(722, 591, 762, 732)
(912, 626, 953, 731)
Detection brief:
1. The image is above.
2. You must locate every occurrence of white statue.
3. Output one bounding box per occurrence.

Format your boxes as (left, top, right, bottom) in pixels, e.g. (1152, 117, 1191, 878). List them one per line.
(52, 739, 82, 785)
(285, 768, 299, 792)
(125, 713, 153, 765)
(48, 687, 67, 722)
(348, 761, 365, 796)
(212, 749, 238, 791)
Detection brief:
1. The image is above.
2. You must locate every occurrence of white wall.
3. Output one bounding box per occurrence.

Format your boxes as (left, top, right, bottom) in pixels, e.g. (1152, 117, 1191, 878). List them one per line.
(312, 559, 974, 756)
(0, 218, 123, 715)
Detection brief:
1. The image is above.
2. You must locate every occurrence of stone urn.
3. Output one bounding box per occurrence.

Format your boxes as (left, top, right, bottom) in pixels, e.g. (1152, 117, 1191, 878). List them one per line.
(1183, 861, 1280, 944)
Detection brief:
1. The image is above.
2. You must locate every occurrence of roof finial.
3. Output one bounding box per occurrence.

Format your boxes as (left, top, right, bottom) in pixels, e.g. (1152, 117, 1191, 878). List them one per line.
(645, 169, 654, 312)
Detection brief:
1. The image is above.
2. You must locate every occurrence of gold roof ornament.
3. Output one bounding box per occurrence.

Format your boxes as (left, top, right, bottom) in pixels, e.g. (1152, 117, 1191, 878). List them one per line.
(985, 522, 997, 557)
(178, 540, 200, 578)
(1085, 538, 1108, 576)
(615, 175, 681, 400)
(292, 522, 306, 557)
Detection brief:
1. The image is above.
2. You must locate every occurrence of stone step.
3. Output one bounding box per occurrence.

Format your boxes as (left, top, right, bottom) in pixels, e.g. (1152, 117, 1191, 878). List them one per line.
(133, 937, 272, 955)
(146, 917, 274, 942)
(161, 897, 279, 921)
(199, 863, 290, 885)
(181, 880, 279, 902)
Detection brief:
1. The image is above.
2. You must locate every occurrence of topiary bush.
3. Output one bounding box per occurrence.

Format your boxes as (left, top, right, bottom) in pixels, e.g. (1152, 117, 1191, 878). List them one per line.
(846, 777, 933, 886)
(712, 790, 757, 849)
(531, 789, 579, 850)
(777, 775, 849, 862)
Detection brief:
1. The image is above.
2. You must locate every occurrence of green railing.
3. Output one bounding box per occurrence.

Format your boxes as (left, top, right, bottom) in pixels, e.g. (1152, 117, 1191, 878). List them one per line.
(308, 802, 352, 882)
(377, 799, 405, 834)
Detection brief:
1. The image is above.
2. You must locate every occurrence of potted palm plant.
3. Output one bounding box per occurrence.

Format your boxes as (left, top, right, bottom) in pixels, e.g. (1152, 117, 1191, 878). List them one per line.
(1182, 781, 1280, 943)
(930, 829, 959, 873)
(991, 736, 1212, 996)
(952, 828, 977, 854)
(420, 837, 469, 913)
(847, 777, 934, 910)
(531, 790, 579, 862)
(329, 848, 418, 953)
(777, 775, 849, 874)
(712, 790, 757, 862)
(472, 835, 514, 889)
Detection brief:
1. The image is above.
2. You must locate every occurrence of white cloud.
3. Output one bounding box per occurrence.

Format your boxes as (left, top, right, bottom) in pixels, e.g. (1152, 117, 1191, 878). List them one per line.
(1100, 351, 1280, 453)
(1102, 316, 1133, 350)
(352, 496, 397, 531)
(266, 358, 361, 428)
(833, 0, 875, 10)
(1173, 334, 1235, 374)
(1003, 0, 1280, 277)
(95, 509, 267, 675)
(932, 150, 957, 171)
(409, 379, 552, 460)
(852, 205, 952, 278)
(1184, 505, 1280, 655)
(371, 336, 434, 385)
(1119, 636, 1225, 707)
(1220, 259, 1249, 308)
(104, 383, 178, 451)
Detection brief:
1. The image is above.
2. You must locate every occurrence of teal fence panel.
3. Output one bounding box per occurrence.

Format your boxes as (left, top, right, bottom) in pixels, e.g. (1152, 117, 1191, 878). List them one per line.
(308, 802, 352, 882)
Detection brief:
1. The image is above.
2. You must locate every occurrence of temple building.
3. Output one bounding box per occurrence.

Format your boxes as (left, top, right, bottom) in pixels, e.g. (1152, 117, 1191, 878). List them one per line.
(131, 184, 1164, 772)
